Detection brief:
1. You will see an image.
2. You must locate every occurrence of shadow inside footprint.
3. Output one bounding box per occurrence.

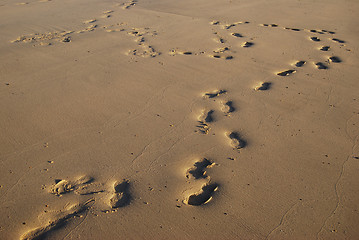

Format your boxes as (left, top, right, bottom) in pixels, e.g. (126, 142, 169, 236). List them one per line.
(295, 61, 306, 67)
(187, 158, 213, 179)
(277, 70, 295, 76)
(329, 56, 342, 63)
(110, 180, 131, 208)
(187, 183, 219, 206)
(204, 90, 227, 98)
(332, 38, 345, 43)
(315, 62, 328, 69)
(223, 101, 235, 114)
(242, 42, 254, 47)
(231, 33, 243, 37)
(320, 46, 330, 51)
(228, 132, 247, 150)
(204, 110, 214, 123)
(256, 82, 271, 91)
(310, 37, 320, 42)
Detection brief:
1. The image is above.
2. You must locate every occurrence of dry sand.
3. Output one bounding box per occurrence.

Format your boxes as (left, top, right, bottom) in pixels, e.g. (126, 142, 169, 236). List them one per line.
(0, 0, 359, 239)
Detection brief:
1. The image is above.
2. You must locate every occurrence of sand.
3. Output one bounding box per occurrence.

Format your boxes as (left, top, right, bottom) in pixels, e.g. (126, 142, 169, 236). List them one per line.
(0, 0, 359, 239)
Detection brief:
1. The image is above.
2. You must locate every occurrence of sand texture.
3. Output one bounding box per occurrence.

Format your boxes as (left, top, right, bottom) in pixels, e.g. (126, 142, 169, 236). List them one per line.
(1, 0, 359, 239)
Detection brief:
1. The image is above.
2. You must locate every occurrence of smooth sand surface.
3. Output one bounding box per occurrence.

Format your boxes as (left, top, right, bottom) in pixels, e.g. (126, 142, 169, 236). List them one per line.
(1, 0, 359, 239)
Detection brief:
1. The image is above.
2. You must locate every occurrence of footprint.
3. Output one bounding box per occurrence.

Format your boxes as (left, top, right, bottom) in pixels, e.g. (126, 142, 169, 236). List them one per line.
(261, 24, 278, 27)
(320, 46, 330, 51)
(332, 38, 345, 43)
(213, 46, 230, 53)
(21, 199, 94, 240)
(128, 45, 160, 58)
(255, 82, 271, 91)
(231, 33, 243, 38)
(315, 62, 328, 70)
(75, 182, 105, 195)
(49, 176, 94, 195)
(197, 110, 214, 134)
(83, 19, 96, 24)
(277, 70, 296, 76)
(109, 180, 131, 208)
(310, 36, 321, 42)
(186, 158, 214, 179)
(310, 29, 324, 34)
(329, 56, 342, 63)
(223, 23, 236, 30)
(185, 182, 219, 206)
(77, 24, 97, 33)
(221, 100, 235, 116)
(285, 27, 301, 32)
(122, 0, 137, 9)
(242, 41, 254, 47)
(61, 37, 71, 43)
(294, 61, 306, 67)
(203, 90, 227, 99)
(210, 20, 220, 25)
(322, 30, 335, 34)
(169, 49, 194, 56)
(213, 33, 226, 44)
(226, 132, 246, 151)
(103, 10, 114, 14)
(210, 54, 233, 60)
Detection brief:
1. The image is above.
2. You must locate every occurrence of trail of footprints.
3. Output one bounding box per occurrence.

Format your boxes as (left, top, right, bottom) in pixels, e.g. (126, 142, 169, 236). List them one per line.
(11, 11, 348, 71)
(15, 9, 351, 239)
(21, 176, 131, 240)
(182, 89, 248, 206)
(22, 88, 246, 238)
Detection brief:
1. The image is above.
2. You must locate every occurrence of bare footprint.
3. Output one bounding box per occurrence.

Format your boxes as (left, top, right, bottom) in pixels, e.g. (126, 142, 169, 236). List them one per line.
(109, 180, 131, 208)
(197, 109, 214, 134)
(49, 175, 94, 195)
(285, 27, 301, 32)
(169, 49, 194, 56)
(277, 70, 296, 76)
(332, 38, 345, 44)
(21, 199, 94, 240)
(83, 19, 96, 24)
(103, 10, 114, 14)
(203, 90, 227, 99)
(226, 132, 246, 151)
(261, 23, 278, 27)
(294, 61, 306, 67)
(186, 158, 214, 179)
(213, 33, 226, 44)
(322, 30, 335, 34)
(231, 33, 243, 38)
(310, 36, 321, 42)
(122, 0, 137, 9)
(221, 100, 235, 116)
(329, 56, 342, 63)
(209, 54, 233, 60)
(185, 182, 219, 206)
(255, 82, 271, 91)
(320, 46, 330, 51)
(213, 46, 230, 53)
(241, 41, 254, 47)
(315, 62, 328, 70)
(210, 20, 220, 25)
(309, 29, 324, 34)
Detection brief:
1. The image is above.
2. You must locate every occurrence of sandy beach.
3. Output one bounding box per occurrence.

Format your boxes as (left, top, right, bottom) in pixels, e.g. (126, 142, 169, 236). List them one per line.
(0, 0, 359, 239)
